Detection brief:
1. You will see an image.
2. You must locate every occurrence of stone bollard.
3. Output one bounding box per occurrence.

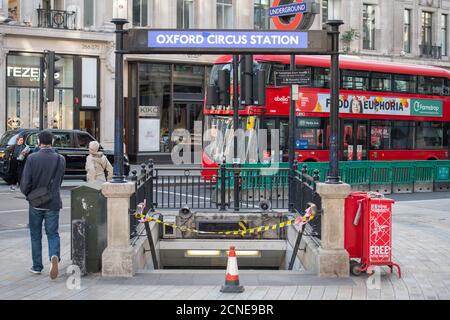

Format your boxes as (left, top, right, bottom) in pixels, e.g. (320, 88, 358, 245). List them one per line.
(101, 182, 136, 277)
(315, 183, 351, 278)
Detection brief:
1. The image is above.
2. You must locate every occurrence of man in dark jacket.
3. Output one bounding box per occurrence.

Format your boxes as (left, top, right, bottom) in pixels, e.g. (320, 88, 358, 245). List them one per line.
(20, 130, 66, 279)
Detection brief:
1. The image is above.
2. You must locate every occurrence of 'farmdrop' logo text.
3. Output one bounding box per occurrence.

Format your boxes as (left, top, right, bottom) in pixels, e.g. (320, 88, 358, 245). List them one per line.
(411, 99, 443, 117)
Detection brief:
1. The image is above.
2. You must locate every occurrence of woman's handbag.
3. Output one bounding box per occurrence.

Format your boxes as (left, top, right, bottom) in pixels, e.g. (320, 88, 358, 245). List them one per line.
(26, 157, 61, 208)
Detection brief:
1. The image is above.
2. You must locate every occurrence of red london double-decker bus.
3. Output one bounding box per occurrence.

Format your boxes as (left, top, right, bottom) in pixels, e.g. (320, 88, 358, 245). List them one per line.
(202, 54, 450, 172)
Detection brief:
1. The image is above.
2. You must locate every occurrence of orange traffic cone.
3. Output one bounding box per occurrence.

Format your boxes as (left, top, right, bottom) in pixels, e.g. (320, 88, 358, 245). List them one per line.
(220, 246, 244, 293)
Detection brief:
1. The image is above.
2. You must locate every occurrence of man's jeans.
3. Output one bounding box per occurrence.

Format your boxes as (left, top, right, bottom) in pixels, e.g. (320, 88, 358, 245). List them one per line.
(29, 207, 60, 272)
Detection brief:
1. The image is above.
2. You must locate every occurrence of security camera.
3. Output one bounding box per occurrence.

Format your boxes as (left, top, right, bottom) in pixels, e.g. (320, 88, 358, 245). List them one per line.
(179, 205, 192, 217)
(259, 200, 272, 212)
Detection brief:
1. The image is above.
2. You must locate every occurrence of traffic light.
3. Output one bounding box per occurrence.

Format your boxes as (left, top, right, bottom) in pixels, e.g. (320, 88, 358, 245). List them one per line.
(206, 85, 219, 106)
(240, 55, 266, 106)
(45, 51, 61, 102)
(206, 69, 231, 107)
(253, 70, 266, 106)
(218, 69, 231, 106)
(240, 55, 253, 106)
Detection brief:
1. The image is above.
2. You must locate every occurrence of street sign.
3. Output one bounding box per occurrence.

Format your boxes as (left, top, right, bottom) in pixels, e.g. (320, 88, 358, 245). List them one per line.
(148, 30, 308, 49)
(275, 69, 312, 87)
(124, 29, 329, 54)
(269, 2, 307, 17)
(271, 0, 320, 31)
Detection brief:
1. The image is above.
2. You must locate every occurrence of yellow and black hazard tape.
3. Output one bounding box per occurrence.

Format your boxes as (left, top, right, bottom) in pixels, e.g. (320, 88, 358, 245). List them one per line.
(133, 202, 315, 236)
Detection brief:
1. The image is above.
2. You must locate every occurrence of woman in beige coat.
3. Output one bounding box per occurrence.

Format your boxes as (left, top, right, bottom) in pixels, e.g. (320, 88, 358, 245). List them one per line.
(85, 141, 113, 183)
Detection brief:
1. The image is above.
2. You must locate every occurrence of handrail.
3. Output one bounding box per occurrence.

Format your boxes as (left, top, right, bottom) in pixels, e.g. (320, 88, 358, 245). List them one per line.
(36, 8, 76, 29)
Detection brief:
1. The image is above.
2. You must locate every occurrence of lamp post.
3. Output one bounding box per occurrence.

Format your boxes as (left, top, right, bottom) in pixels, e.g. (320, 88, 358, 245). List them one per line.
(232, 54, 239, 212)
(111, 0, 128, 183)
(39, 55, 45, 131)
(288, 54, 295, 212)
(325, 20, 344, 184)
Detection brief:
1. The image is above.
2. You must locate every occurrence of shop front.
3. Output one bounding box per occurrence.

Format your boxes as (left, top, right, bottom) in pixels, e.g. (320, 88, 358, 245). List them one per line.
(127, 61, 209, 164)
(5, 52, 101, 139)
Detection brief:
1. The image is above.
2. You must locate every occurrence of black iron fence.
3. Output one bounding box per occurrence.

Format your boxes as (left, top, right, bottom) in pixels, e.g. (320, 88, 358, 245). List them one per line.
(128, 160, 322, 240)
(37, 8, 76, 29)
(292, 163, 322, 240)
(229, 167, 290, 210)
(153, 167, 223, 210)
(419, 45, 442, 59)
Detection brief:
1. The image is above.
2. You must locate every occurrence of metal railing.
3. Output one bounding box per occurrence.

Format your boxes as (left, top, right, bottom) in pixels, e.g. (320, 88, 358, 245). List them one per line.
(37, 8, 76, 29)
(129, 161, 155, 238)
(222, 165, 290, 210)
(153, 167, 224, 210)
(128, 161, 293, 212)
(292, 163, 322, 241)
(129, 161, 159, 268)
(419, 45, 442, 59)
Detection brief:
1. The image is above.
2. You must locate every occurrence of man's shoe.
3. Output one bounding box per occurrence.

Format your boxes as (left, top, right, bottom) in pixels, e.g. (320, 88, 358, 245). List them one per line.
(29, 268, 41, 275)
(50, 256, 59, 280)
(9, 185, 15, 191)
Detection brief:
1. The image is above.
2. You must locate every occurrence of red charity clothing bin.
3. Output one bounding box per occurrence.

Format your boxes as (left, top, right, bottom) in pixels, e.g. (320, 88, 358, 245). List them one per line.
(344, 192, 367, 259)
(345, 192, 401, 278)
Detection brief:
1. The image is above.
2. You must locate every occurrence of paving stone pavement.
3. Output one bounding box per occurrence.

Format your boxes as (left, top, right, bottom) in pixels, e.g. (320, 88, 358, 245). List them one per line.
(0, 195, 450, 300)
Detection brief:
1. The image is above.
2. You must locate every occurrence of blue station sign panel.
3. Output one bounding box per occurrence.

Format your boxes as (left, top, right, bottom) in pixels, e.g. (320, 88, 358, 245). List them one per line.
(148, 30, 308, 50)
(123, 29, 329, 54)
(269, 3, 307, 17)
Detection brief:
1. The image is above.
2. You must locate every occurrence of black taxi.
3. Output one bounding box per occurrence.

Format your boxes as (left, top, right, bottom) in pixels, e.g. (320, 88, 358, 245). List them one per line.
(0, 129, 130, 183)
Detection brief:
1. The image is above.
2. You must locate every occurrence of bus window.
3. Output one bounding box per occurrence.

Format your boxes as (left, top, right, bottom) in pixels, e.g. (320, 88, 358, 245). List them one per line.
(264, 119, 277, 161)
(357, 124, 367, 147)
(393, 74, 417, 93)
(261, 118, 289, 162)
(209, 63, 231, 85)
(342, 70, 369, 91)
(416, 122, 445, 150)
(370, 73, 392, 92)
(444, 79, 450, 96)
(418, 76, 444, 95)
(313, 67, 330, 88)
(279, 119, 289, 162)
(370, 120, 391, 150)
(445, 123, 450, 147)
(391, 121, 414, 150)
(296, 118, 325, 150)
(343, 125, 353, 147)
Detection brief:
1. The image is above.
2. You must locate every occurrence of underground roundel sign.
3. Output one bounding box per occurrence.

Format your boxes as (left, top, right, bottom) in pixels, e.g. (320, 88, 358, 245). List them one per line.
(270, 0, 318, 31)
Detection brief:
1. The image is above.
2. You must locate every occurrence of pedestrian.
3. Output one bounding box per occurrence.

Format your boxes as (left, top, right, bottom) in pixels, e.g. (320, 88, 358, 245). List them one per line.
(20, 130, 66, 279)
(85, 141, 113, 183)
(5, 134, 30, 190)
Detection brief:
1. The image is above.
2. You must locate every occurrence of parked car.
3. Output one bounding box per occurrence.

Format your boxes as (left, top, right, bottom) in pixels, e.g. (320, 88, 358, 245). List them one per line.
(0, 129, 130, 184)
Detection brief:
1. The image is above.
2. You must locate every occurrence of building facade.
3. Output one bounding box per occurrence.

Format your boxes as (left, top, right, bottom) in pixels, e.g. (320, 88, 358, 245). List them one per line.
(1, 0, 450, 163)
(0, 0, 117, 147)
(327, 0, 450, 67)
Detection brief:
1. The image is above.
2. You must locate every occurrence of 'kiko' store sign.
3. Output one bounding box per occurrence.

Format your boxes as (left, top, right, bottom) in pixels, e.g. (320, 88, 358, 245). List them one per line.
(139, 105, 160, 118)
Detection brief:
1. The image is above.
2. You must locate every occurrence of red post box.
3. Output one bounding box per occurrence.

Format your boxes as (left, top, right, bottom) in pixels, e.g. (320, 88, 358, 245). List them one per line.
(345, 192, 401, 278)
